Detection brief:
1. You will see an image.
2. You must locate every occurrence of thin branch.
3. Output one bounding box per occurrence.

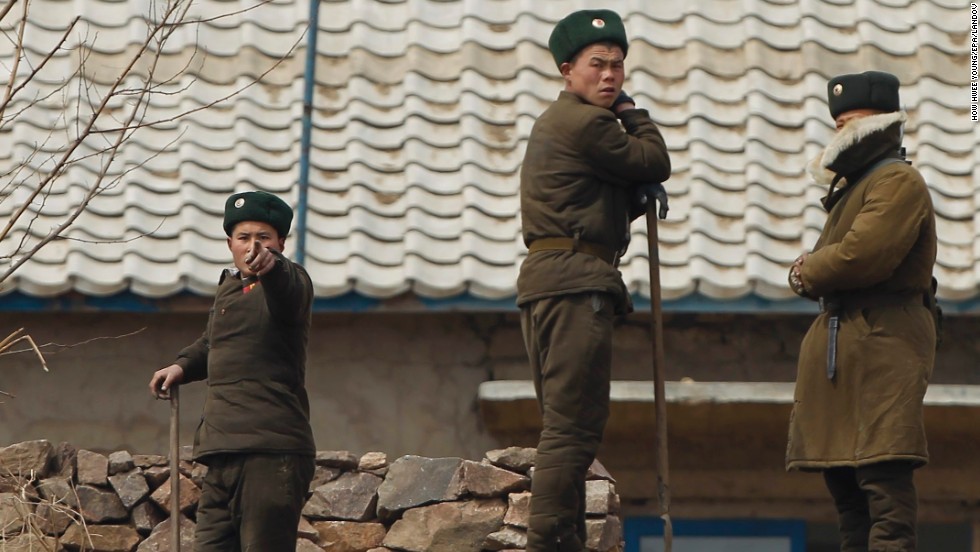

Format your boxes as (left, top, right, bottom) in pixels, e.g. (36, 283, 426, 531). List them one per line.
(97, 23, 307, 134)
(0, 16, 81, 121)
(0, 0, 186, 247)
(0, 327, 146, 357)
(0, 0, 21, 25)
(0, 0, 28, 119)
(0, 329, 48, 371)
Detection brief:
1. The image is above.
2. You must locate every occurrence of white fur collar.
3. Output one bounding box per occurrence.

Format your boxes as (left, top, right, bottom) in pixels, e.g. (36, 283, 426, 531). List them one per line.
(806, 111, 907, 186)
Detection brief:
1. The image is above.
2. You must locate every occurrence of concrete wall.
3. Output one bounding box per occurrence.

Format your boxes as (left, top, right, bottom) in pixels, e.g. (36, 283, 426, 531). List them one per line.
(2, 309, 978, 458)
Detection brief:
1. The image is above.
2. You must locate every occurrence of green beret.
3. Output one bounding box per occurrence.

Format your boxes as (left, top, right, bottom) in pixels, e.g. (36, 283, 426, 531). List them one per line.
(222, 190, 293, 238)
(548, 9, 628, 68)
(827, 71, 901, 119)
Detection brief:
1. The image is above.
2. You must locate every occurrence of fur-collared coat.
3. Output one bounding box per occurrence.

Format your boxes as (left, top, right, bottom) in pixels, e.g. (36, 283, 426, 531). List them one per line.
(785, 112, 938, 470)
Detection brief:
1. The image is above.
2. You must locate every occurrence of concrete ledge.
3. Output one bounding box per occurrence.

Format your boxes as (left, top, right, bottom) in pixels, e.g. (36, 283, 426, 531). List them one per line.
(478, 380, 980, 407)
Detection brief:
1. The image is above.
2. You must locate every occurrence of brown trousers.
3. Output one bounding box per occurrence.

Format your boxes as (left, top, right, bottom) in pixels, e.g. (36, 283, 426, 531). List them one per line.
(194, 453, 315, 552)
(520, 293, 615, 552)
(823, 461, 918, 552)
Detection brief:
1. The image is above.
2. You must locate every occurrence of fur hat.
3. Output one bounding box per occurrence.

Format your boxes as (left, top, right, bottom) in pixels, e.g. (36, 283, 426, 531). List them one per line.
(827, 71, 901, 119)
(222, 191, 293, 237)
(548, 9, 628, 68)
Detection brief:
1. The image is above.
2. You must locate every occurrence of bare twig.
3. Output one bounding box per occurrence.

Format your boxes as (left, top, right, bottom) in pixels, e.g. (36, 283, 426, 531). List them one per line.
(0, 0, 303, 287)
(0, 327, 147, 357)
(0, 328, 48, 371)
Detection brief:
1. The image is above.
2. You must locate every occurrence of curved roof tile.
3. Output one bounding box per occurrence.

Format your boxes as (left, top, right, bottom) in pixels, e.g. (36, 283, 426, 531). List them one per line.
(0, 0, 976, 308)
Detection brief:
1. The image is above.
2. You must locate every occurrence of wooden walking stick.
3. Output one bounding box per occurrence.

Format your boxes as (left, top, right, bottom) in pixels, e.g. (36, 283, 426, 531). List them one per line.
(170, 384, 181, 551)
(645, 187, 673, 551)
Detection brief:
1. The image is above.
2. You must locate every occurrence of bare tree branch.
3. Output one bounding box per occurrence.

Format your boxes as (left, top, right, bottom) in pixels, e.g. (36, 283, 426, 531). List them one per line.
(0, 0, 304, 287)
(0, 327, 146, 357)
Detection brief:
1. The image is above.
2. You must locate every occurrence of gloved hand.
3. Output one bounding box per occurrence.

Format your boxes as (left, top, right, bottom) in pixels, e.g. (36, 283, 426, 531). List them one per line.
(612, 90, 635, 112)
(635, 182, 669, 220)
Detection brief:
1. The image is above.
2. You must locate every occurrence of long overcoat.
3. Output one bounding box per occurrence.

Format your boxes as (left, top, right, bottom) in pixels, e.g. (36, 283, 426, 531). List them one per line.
(786, 112, 937, 470)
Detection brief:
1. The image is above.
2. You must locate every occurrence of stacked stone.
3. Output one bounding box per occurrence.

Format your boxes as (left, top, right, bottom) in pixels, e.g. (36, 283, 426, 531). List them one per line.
(0, 440, 623, 552)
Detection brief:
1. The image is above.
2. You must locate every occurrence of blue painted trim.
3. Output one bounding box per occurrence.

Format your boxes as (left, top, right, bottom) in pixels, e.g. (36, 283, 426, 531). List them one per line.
(294, 0, 320, 265)
(624, 517, 806, 552)
(1, 290, 975, 315)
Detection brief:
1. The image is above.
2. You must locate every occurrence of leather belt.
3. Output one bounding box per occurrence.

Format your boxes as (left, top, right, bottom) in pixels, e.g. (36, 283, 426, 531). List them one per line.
(527, 237, 617, 265)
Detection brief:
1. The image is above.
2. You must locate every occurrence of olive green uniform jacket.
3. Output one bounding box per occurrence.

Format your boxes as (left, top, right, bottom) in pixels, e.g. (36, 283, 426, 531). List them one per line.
(518, 91, 671, 312)
(175, 250, 316, 462)
(786, 112, 937, 471)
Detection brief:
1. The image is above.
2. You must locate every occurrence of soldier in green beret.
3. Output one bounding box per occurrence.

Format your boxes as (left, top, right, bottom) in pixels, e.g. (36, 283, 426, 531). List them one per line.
(518, 9, 671, 551)
(149, 190, 316, 551)
(787, 71, 939, 550)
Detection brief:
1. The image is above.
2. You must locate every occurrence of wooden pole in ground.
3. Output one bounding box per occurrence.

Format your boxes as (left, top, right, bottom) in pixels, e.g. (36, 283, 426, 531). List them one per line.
(646, 197, 673, 552)
(170, 385, 181, 551)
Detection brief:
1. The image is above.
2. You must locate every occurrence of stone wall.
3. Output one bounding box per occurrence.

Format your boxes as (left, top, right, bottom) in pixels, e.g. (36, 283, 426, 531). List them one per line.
(0, 440, 624, 552)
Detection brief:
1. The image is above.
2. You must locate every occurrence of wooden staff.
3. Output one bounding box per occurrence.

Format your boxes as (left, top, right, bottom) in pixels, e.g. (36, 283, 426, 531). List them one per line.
(646, 195, 673, 551)
(170, 384, 181, 551)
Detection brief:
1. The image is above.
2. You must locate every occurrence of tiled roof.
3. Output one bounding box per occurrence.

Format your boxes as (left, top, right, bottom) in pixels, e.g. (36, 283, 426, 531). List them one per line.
(0, 0, 975, 307)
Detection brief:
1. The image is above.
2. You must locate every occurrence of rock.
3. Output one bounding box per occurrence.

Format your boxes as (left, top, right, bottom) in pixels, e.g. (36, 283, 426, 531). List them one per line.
(358, 452, 388, 471)
(178, 460, 195, 479)
(76, 484, 128, 523)
(503, 491, 530, 528)
(303, 472, 382, 522)
(77, 450, 110, 486)
(132, 501, 166, 535)
(0, 492, 33, 537)
(109, 469, 150, 509)
(585, 480, 619, 516)
(107, 451, 135, 476)
(460, 460, 529, 498)
(312, 520, 386, 552)
(0, 534, 59, 551)
(297, 515, 319, 541)
(383, 498, 507, 552)
(62, 522, 140, 552)
(296, 539, 324, 551)
(586, 515, 623, 552)
(376, 456, 465, 522)
(149, 473, 200, 515)
(190, 462, 208, 488)
(142, 466, 170, 490)
(485, 447, 535, 474)
(483, 526, 527, 550)
(0, 440, 54, 478)
(310, 465, 342, 491)
(586, 458, 615, 482)
(359, 452, 389, 476)
(36, 499, 74, 536)
(135, 515, 195, 552)
(52, 441, 77, 478)
(316, 450, 359, 470)
(132, 454, 168, 469)
(36, 476, 78, 508)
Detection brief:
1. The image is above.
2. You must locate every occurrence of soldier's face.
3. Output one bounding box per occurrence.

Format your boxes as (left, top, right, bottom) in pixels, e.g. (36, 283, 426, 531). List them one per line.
(561, 44, 625, 108)
(834, 108, 885, 131)
(227, 221, 285, 275)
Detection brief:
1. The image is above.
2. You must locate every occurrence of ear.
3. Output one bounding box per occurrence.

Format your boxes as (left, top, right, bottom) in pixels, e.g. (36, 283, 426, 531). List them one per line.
(277, 237, 286, 252)
(559, 62, 572, 79)
(226, 236, 233, 252)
